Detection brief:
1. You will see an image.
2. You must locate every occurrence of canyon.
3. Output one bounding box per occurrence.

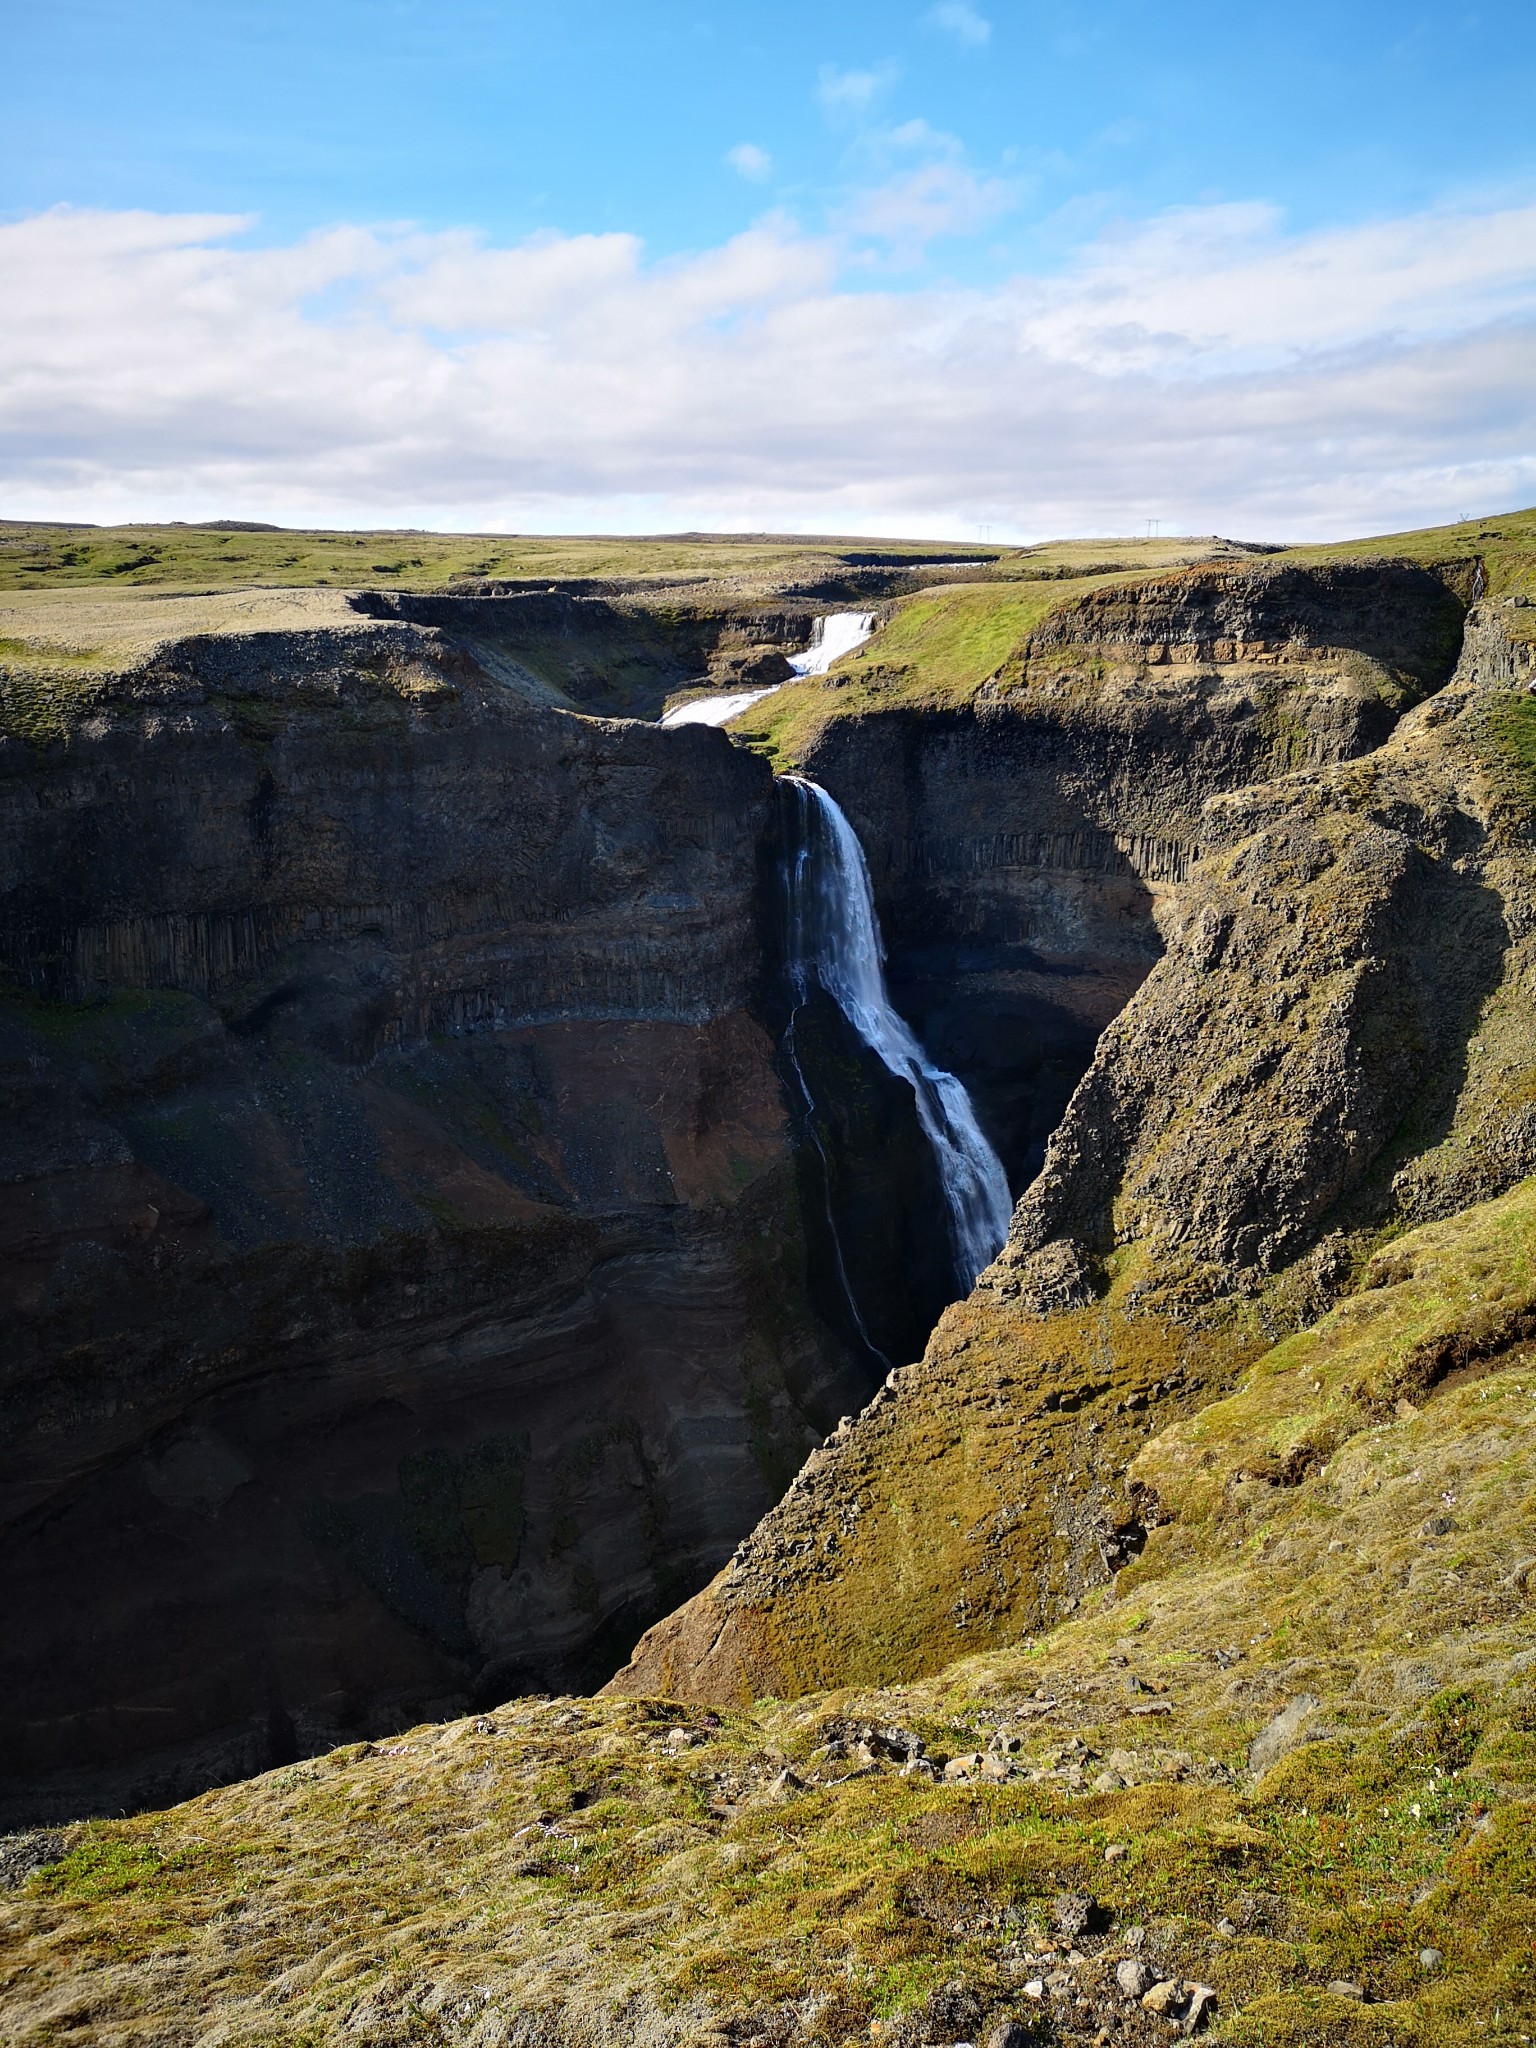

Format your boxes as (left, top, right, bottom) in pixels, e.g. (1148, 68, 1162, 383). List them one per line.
(3, 514, 1536, 2047)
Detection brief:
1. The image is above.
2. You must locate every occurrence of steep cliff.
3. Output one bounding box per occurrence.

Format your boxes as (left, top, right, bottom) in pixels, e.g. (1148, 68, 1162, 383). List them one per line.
(0, 610, 873, 1826)
(608, 593, 1536, 1706)
(739, 556, 1476, 1335)
(6, 525, 1536, 2048)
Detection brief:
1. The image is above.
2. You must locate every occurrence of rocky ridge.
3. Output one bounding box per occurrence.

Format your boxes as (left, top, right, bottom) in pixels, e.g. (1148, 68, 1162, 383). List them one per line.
(609, 596, 1536, 1706)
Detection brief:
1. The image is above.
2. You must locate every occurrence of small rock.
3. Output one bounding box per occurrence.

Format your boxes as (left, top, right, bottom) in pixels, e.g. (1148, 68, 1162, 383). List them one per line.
(1215, 1917, 1237, 1937)
(0, 1832, 66, 1890)
(1053, 1893, 1098, 1939)
(472, 1715, 496, 1735)
(1093, 1770, 1126, 1793)
(1122, 1923, 1146, 1949)
(901, 1755, 937, 1781)
(1419, 1947, 1443, 1972)
(980, 1753, 1013, 1782)
(1182, 1984, 1218, 2035)
(984, 2025, 1035, 2048)
(1104, 1842, 1129, 1862)
(1247, 1694, 1322, 1777)
(1141, 1980, 1186, 2016)
(1022, 1980, 1045, 2001)
(1421, 1514, 1456, 1537)
(944, 1753, 984, 1782)
(1326, 1980, 1365, 2001)
(1116, 1958, 1155, 1997)
(768, 1767, 805, 1798)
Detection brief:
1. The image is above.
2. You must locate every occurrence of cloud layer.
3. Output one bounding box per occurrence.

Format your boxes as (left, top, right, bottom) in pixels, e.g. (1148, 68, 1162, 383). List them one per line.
(2, 195, 1534, 539)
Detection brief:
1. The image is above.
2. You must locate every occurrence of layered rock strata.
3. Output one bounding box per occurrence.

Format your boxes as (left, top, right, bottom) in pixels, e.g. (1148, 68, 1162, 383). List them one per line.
(793, 558, 1472, 1191)
(608, 594, 1535, 1706)
(0, 615, 869, 1825)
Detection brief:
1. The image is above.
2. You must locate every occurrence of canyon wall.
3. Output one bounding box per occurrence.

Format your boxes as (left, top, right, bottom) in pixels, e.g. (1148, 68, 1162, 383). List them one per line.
(796, 558, 1471, 1186)
(0, 555, 1487, 1813)
(0, 612, 871, 1826)
(610, 571, 1536, 1708)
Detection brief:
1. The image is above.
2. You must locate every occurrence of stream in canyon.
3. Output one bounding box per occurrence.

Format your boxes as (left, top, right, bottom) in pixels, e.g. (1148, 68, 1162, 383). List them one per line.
(659, 609, 876, 727)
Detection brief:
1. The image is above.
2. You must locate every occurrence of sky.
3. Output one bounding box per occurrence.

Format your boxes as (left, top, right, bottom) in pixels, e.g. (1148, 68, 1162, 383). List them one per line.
(4, 0, 1536, 541)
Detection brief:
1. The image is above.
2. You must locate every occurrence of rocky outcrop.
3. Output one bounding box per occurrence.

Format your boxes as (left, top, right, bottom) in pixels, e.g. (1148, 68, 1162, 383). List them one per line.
(354, 588, 821, 720)
(608, 589, 1536, 1707)
(1001, 600, 1536, 1315)
(0, 616, 872, 1825)
(795, 557, 1473, 1191)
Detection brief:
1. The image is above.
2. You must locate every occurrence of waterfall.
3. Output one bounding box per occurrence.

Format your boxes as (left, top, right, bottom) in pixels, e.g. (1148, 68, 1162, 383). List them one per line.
(782, 775, 1012, 1293)
(786, 610, 877, 677)
(660, 612, 876, 728)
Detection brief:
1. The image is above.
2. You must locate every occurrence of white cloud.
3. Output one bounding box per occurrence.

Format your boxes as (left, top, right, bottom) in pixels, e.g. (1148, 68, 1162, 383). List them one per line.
(1, 199, 1533, 541)
(817, 62, 899, 121)
(726, 142, 773, 184)
(837, 160, 1017, 251)
(925, 2, 992, 47)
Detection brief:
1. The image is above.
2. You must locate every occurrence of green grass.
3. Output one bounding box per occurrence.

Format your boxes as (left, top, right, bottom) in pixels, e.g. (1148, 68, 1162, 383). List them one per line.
(6, 1186, 1536, 2043)
(1485, 693, 1536, 799)
(0, 521, 1007, 595)
(730, 571, 1150, 767)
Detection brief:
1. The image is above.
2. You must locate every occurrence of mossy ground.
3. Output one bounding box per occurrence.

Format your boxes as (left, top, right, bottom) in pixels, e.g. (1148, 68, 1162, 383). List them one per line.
(0, 525, 1000, 596)
(729, 572, 1155, 770)
(5, 1186, 1535, 2044)
(728, 510, 1536, 771)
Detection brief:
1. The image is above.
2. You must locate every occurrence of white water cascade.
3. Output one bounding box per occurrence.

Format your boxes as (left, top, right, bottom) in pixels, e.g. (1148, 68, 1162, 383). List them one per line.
(782, 775, 1013, 1292)
(660, 611, 877, 729)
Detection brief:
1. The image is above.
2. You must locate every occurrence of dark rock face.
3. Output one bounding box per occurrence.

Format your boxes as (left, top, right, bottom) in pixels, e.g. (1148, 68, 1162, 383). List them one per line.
(606, 564, 1518, 1709)
(1002, 603, 1536, 1314)
(0, 619, 872, 1825)
(795, 560, 1466, 1196)
(354, 588, 819, 720)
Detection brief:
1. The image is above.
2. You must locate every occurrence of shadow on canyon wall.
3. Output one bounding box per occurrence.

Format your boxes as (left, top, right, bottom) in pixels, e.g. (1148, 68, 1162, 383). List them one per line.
(0, 555, 1477, 1823)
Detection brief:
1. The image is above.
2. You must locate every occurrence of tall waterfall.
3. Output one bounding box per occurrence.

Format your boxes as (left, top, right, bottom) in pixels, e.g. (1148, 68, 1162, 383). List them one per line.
(782, 775, 1012, 1293)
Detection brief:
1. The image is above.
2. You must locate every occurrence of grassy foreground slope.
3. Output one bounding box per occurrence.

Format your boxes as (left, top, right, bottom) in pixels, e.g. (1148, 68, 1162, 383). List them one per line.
(2, 1182, 1534, 2045)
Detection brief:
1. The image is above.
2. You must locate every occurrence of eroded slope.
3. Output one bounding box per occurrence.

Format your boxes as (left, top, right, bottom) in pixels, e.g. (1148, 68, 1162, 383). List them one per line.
(611, 599, 1536, 1707)
(3, 1179, 1534, 2045)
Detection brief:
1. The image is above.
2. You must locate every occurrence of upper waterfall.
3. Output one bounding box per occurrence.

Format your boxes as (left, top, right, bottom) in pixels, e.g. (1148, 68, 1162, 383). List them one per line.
(786, 610, 877, 678)
(782, 775, 1012, 1292)
(660, 611, 876, 729)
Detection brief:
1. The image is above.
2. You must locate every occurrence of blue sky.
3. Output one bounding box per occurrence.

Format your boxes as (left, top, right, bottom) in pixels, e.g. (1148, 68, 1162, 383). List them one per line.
(9, 1, 1533, 263)
(4, 1, 1536, 537)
